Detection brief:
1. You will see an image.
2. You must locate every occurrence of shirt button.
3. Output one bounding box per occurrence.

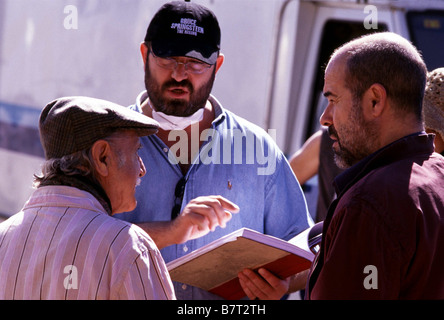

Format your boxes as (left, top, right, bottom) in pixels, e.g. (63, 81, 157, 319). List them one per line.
(183, 246, 189, 253)
(163, 147, 168, 153)
(182, 284, 187, 290)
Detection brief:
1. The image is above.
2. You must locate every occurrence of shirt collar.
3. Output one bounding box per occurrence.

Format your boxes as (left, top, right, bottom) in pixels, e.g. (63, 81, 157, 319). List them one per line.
(37, 174, 112, 215)
(333, 132, 433, 197)
(208, 94, 226, 127)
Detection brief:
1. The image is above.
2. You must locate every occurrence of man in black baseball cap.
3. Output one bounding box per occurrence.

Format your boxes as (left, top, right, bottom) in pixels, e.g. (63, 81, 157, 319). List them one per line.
(140, 0, 224, 119)
(116, 0, 312, 300)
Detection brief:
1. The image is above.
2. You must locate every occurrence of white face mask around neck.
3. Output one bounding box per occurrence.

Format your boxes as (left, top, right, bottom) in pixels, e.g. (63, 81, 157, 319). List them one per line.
(148, 99, 205, 131)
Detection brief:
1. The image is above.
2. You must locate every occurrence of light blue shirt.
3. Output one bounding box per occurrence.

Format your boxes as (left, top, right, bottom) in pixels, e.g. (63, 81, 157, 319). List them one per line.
(116, 91, 312, 299)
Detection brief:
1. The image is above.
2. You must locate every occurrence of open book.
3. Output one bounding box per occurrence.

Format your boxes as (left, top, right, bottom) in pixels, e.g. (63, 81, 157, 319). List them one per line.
(166, 224, 322, 299)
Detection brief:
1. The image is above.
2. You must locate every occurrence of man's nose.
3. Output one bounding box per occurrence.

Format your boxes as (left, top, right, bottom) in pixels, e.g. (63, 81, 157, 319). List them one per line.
(320, 103, 333, 127)
(171, 62, 189, 82)
(139, 157, 146, 178)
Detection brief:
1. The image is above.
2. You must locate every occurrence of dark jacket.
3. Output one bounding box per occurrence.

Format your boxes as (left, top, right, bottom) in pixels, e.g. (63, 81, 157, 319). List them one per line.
(306, 133, 444, 299)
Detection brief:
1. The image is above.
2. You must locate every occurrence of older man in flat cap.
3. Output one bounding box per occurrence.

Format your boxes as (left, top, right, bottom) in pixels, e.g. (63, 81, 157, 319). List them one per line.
(0, 96, 176, 299)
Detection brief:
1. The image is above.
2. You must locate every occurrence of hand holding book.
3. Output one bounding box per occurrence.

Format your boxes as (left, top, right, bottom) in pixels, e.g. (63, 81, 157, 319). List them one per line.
(238, 267, 292, 300)
(167, 223, 323, 299)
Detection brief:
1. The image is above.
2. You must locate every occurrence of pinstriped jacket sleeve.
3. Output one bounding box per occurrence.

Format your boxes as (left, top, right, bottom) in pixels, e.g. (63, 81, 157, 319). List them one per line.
(114, 227, 176, 300)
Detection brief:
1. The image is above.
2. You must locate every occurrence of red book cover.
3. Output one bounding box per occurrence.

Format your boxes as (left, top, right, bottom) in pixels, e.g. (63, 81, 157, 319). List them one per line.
(167, 228, 315, 299)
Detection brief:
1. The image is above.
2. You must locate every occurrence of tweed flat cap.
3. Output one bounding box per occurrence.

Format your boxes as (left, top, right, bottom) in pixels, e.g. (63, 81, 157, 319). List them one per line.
(39, 96, 159, 159)
(423, 68, 444, 141)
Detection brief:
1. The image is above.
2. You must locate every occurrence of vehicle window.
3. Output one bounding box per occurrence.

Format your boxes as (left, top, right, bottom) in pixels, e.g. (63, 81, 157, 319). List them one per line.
(305, 20, 388, 140)
(407, 10, 444, 70)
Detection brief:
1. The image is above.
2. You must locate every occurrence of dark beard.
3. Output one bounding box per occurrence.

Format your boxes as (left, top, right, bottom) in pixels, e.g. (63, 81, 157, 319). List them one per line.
(144, 59, 216, 117)
(328, 124, 357, 169)
(328, 100, 379, 169)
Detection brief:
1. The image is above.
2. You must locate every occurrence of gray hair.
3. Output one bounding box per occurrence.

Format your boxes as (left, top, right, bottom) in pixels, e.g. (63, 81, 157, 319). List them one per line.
(34, 131, 127, 188)
(33, 148, 97, 188)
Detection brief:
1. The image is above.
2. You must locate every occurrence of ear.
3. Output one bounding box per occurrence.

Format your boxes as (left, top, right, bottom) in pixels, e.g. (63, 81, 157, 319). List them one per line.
(363, 83, 387, 118)
(140, 42, 149, 70)
(215, 53, 225, 74)
(90, 140, 112, 178)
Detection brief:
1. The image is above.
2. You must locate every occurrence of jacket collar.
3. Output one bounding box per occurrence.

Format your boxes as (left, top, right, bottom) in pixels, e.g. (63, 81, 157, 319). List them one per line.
(38, 174, 112, 215)
(333, 132, 434, 198)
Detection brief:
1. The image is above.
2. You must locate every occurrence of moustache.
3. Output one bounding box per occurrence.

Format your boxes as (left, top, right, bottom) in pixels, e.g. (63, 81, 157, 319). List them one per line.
(327, 125, 338, 140)
(162, 79, 193, 93)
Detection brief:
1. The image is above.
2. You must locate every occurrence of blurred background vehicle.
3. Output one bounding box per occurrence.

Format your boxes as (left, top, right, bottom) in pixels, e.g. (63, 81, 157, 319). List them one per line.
(1, 0, 443, 220)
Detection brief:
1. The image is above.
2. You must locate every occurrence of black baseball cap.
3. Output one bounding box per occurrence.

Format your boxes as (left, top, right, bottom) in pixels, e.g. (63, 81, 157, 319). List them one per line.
(144, 1, 221, 64)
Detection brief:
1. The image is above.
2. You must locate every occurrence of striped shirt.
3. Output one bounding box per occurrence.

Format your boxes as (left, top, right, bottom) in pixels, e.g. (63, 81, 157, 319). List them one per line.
(0, 185, 175, 300)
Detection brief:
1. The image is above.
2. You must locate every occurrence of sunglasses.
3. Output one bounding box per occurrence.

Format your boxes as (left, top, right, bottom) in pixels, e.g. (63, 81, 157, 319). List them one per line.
(149, 51, 213, 75)
(171, 177, 186, 220)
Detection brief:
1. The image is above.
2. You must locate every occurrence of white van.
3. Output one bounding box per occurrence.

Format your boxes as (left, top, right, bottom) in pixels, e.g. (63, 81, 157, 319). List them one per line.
(1, 0, 443, 219)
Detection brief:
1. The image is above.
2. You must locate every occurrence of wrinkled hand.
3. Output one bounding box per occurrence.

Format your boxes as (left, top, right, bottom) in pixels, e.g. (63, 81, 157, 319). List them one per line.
(171, 195, 239, 244)
(238, 268, 290, 300)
